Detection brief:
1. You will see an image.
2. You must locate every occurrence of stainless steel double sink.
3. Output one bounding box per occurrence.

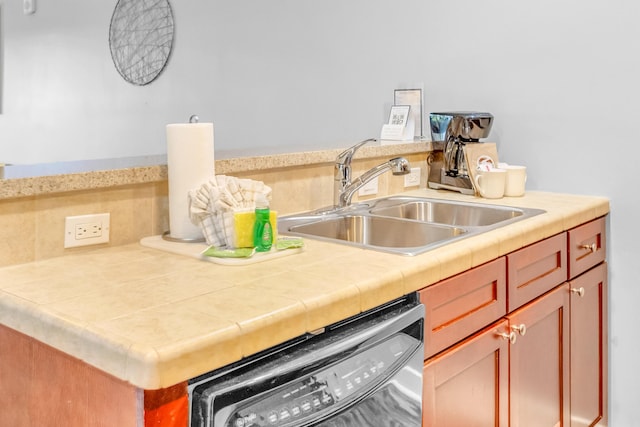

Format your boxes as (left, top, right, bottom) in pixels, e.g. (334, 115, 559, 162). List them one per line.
(277, 196, 545, 256)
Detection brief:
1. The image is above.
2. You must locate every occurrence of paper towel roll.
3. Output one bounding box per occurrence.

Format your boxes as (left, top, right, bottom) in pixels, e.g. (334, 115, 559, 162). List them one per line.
(166, 122, 215, 240)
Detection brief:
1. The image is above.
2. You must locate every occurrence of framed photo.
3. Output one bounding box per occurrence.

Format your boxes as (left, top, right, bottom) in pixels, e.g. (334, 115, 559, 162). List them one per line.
(394, 88, 423, 137)
(388, 105, 411, 127)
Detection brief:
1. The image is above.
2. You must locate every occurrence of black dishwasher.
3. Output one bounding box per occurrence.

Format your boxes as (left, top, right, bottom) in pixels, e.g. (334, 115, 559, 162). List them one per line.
(188, 293, 424, 427)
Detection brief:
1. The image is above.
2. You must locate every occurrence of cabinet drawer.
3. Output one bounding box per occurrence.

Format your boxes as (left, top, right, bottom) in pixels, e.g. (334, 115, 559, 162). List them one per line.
(419, 257, 506, 359)
(507, 233, 567, 312)
(568, 216, 606, 279)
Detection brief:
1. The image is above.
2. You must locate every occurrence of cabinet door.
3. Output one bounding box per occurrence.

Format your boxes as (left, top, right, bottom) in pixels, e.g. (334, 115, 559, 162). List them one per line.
(423, 320, 509, 427)
(570, 263, 608, 427)
(508, 284, 570, 427)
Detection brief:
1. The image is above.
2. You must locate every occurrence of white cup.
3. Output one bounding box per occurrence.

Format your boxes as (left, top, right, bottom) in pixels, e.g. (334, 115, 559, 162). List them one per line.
(474, 168, 506, 199)
(503, 165, 527, 197)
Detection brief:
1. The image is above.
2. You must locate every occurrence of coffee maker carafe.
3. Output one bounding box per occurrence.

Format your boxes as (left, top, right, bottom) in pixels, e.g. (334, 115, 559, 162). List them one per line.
(427, 111, 494, 194)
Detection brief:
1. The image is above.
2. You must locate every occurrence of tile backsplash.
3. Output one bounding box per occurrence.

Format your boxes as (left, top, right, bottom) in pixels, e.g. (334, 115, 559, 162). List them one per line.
(0, 149, 428, 267)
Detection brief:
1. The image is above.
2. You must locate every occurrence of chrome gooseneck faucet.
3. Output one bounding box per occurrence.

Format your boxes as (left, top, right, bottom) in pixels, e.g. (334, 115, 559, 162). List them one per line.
(334, 138, 410, 208)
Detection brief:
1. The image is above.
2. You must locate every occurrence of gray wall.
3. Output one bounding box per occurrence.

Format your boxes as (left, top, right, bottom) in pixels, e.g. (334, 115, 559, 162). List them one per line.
(1, 0, 436, 164)
(2, 0, 639, 423)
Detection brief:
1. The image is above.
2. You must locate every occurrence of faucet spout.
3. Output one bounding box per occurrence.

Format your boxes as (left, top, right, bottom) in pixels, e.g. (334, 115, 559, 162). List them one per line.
(337, 157, 410, 208)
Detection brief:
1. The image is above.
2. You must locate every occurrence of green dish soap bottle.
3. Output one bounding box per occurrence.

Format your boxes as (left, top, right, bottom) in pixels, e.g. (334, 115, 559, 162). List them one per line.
(253, 194, 273, 252)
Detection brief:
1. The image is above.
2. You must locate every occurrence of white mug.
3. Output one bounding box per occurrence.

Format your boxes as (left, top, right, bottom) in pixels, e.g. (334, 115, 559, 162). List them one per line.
(503, 165, 527, 197)
(474, 169, 506, 199)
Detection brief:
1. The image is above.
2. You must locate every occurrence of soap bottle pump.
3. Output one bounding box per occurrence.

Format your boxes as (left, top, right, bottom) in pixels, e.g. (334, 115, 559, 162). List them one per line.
(253, 194, 273, 252)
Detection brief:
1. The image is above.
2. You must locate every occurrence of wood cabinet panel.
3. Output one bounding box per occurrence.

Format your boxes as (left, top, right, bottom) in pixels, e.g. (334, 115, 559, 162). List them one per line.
(570, 262, 608, 427)
(0, 325, 34, 427)
(29, 340, 90, 426)
(568, 216, 606, 280)
(420, 257, 507, 358)
(423, 320, 509, 427)
(507, 284, 570, 427)
(507, 233, 567, 312)
(0, 324, 140, 427)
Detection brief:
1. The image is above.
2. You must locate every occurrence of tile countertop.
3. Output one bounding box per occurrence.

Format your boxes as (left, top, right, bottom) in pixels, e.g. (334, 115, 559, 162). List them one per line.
(0, 189, 609, 390)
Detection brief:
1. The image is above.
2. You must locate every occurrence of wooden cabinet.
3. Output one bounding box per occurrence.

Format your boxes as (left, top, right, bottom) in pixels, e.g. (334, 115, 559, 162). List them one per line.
(568, 217, 606, 279)
(568, 217, 608, 426)
(0, 324, 188, 427)
(422, 216, 608, 427)
(423, 286, 570, 427)
(507, 232, 567, 312)
(419, 257, 507, 359)
(423, 320, 509, 427)
(569, 262, 608, 427)
(507, 284, 570, 426)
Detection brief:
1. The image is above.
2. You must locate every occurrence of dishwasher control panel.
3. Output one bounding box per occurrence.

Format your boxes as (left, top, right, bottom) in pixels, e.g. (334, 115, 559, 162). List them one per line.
(227, 333, 414, 427)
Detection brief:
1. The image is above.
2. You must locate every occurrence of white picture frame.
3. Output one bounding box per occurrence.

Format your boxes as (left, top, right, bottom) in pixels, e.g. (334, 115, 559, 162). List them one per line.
(394, 88, 423, 137)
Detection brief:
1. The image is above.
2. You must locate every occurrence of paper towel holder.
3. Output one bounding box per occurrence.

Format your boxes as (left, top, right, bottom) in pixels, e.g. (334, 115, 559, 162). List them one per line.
(162, 113, 211, 244)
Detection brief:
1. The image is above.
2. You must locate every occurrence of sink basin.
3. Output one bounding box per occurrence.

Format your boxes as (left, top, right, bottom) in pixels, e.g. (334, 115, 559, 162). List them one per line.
(278, 196, 545, 256)
(369, 196, 527, 227)
(289, 215, 465, 249)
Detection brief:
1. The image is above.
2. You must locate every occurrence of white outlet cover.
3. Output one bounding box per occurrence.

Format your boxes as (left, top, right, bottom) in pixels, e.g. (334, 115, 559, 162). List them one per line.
(64, 213, 110, 248)
(404, 167, 421, 187)
(358, 177, 379, 196)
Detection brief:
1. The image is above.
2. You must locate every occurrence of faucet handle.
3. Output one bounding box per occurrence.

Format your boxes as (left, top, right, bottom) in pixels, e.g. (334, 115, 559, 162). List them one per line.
(336, 138, 377, 165)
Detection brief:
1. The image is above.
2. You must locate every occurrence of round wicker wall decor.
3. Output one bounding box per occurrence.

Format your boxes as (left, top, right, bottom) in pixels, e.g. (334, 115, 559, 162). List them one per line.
(109, 0, 175, 86)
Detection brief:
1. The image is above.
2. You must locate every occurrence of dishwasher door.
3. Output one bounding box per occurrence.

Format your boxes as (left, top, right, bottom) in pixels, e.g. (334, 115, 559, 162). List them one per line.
(189, 295, 424, 427)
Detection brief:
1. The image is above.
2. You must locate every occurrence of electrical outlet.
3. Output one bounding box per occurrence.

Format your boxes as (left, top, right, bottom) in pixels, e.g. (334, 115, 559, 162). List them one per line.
(75, 222, 102, 240)
(64, 213, 110, 248)
(404, 167, 421, 187)
(358, 177, 379, 196)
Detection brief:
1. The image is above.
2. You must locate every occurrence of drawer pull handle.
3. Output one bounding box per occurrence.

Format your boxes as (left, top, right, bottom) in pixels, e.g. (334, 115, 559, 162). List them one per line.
(581, 243, 597, 253)
(571, 287, 586, 297)
(511, 324, 527, 336)
(497, 331, 517, 345)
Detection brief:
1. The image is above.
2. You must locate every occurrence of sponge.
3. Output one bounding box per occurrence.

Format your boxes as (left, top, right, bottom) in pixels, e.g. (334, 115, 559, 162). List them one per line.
(233, 211, 278, 248)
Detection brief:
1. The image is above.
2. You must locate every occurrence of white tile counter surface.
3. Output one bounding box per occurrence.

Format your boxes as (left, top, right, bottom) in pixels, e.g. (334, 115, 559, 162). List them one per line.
(0, 189, 609, 389)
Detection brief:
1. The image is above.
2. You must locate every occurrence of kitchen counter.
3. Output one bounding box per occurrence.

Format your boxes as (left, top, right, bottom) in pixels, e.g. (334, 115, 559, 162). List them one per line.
(0, 189, 609, 390)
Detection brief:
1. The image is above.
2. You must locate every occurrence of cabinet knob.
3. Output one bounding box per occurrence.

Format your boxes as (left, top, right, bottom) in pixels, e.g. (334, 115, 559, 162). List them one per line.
(580, 243, 597, 253)
(496, 331, 517, 345)
(571, 287, 586, 297)
(511, 323, 527, 336)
